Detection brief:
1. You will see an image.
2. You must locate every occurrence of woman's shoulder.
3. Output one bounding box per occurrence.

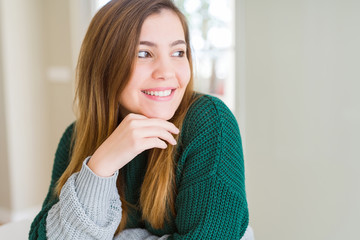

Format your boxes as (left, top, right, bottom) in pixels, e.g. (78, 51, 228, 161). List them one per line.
(63, 122, 75, 139)
(58, 123, 75, 149)
(180, 93, 240, 144)
(184, 93, 237, 129)
(54, 122, 75, 163)
(188, 93, 228, 112)
(176, 93, 244, 193)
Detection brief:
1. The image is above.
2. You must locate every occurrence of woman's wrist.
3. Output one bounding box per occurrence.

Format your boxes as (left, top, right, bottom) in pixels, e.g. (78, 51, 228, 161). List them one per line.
(87, 154, 117, 177)
(77, 157, 119, 205)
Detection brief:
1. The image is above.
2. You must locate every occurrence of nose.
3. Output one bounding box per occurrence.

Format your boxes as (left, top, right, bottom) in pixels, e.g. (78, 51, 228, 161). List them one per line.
(152, 56, 175, 80)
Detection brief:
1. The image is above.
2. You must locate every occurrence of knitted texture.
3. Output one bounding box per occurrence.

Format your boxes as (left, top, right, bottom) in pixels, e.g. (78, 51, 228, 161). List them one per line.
(46, 159, 122, 239)
(29, 94, 249, 239)
(115, 228, 170, 239)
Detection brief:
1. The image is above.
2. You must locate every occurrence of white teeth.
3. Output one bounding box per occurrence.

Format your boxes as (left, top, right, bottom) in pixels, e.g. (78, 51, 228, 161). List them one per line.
(143, 90, 172, 97)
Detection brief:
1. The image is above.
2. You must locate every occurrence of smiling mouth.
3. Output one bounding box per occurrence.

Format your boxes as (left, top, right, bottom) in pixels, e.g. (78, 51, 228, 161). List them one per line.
(141, 89, 174, 97)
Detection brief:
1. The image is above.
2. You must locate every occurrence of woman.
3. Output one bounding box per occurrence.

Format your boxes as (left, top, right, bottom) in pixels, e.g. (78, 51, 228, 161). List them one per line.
(29, 0, 251, 239)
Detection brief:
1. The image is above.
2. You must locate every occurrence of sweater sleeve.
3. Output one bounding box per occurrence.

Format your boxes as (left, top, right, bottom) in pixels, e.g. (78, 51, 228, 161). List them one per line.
(114, 227, 253, 240)
(29, 124, 74, 240)
(46, 158, 122, 239)
(115, 228, 170, 240)
(170, 95, 249, 239)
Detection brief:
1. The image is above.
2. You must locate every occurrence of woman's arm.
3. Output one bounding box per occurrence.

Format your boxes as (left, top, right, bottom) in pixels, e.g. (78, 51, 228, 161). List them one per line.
(114, 226, 254, 240)
(169, 95, 249, 239)
(46, 158, 122, 239)
(29, 123, 122, 239)
(30, 113, 179, 239)
(115, 228, 169, 240)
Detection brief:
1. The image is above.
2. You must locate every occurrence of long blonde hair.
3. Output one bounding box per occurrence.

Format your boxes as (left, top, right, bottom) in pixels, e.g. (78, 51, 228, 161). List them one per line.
(55, 0, 195, 231)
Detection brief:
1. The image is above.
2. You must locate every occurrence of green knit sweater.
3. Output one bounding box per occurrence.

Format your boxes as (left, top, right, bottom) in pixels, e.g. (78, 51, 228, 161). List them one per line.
(29, 94, 249, 239)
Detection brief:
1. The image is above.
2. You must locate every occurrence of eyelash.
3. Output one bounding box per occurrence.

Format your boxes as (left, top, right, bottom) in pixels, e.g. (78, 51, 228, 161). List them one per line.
(137, 50, 186, 58)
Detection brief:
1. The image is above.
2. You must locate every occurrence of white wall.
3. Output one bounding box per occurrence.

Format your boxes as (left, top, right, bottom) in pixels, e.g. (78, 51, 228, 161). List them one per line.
(0, 0, 50, 219)
(0, 0, 74, 222)
(0, 5, 11, 217)
(44, 0, 76, 158)
(243, 0, 360, 239)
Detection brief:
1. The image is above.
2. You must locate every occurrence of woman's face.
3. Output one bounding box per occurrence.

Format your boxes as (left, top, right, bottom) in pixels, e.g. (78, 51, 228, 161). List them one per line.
(118, 9, 190, 120)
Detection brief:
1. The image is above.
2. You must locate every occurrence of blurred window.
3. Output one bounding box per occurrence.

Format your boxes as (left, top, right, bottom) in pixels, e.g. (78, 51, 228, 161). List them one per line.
(174, 0, 235, 110)
(94, 0, 111, 11)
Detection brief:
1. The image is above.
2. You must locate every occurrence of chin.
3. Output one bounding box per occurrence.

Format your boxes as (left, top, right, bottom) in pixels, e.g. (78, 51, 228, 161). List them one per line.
(142, 110, 175, 120)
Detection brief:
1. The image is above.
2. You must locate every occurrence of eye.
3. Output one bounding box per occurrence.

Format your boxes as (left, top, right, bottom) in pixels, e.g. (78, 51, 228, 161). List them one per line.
(138, 50, 152, 58)
(172, 50, 185, 57)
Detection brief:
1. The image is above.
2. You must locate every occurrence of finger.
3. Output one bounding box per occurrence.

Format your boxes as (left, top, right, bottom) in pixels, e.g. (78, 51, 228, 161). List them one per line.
(136, 118, 180, 134)
(141, 138, 168, 151)
(124, 113, 148, 120)
(137, 127, 177, 145)
(122, 114, 179, 134)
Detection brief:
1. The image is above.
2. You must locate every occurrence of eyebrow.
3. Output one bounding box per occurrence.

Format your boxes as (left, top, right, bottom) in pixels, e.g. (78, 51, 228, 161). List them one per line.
(139, 40, 186, 47)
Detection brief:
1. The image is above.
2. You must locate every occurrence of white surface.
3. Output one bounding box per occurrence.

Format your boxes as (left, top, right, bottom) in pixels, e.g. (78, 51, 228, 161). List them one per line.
(0, 208, 11, 224)
(0, 219, 32, 239)
(245, 0, 360, 239)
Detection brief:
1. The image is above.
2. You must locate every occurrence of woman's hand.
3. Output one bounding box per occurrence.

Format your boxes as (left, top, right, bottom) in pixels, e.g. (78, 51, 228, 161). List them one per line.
(88, 113, 179, 177)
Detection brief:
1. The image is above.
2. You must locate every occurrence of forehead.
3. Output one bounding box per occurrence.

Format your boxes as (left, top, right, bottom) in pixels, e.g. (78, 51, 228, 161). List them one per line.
(140, 9, 185, 42)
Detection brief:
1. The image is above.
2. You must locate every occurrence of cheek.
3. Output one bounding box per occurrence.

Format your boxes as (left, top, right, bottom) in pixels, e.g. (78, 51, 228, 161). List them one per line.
(122, 67, 146, 94)
(177, 63, 191, 87)
(118, 73, 139, 104)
